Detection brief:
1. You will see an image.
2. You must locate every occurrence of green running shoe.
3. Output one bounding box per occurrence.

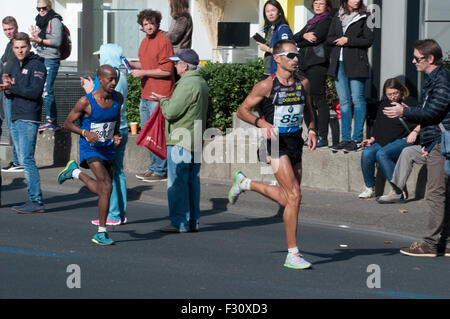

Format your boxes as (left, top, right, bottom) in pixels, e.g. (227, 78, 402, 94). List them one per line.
(57, 160, 78, 184)
(91, 232, 115, 245)
(228, 170, 246, 204)
(284, 252, 312, 270)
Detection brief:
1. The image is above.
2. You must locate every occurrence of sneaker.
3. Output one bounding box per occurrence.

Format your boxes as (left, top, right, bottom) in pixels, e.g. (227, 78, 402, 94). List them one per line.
(343, 140, 361, 153)
(159, 224, 188, 233)
(284, 252, 312, 270)
(92, 232, 115, 245)
(316, 137, 329, 149)
(228, 170, 246, 204)
(135, 170, 153, 180)
(57, 160, 79, 184)
(359, 187, 374, 199)
(141, 174, 167, 182)
(38, 120, 61, 132)
(91, 219, 122, 226)
(12, 201, 46, 214)
(400, 242, 437, 257)
(330, 140, 350, 152)
(1, 162, 24, 173)
(121, 217, 128, 225)
(377, 190, 406, 204)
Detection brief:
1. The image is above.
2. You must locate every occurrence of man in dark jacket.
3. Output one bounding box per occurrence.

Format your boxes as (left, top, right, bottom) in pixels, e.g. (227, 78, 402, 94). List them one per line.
(1, 16, 22, 172)
(0, 32, 47, 214)
(384, 39, 450, 257)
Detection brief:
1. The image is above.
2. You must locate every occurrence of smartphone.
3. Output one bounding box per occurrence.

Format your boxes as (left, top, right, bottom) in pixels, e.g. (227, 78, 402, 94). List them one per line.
(252, 33, 266, 43)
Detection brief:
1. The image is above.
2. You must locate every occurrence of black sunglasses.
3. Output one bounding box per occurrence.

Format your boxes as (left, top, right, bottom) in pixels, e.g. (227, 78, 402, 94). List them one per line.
(413, 55, 426, 63)
(36, 6, 49, 12)
(276, 52, 300, 59)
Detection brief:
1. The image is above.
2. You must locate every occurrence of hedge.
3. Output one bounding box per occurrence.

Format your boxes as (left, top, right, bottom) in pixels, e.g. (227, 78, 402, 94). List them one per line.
(125, 59, 264, 132)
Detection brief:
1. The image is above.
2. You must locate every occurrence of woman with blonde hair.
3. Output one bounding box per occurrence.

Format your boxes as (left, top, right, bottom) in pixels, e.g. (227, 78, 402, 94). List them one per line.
(358, 78, 418, 199)
(30, 0, 64, 131)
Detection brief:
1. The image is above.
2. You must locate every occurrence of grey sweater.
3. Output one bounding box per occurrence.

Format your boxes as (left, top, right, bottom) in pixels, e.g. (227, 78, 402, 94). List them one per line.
(34, 17, 63, 59)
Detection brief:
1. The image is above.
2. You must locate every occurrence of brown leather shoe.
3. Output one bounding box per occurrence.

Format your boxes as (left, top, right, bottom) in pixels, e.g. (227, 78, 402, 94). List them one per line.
(400, 242, 437, 257)
(135, 170, 153, 180)
(141, 174, 167, 182)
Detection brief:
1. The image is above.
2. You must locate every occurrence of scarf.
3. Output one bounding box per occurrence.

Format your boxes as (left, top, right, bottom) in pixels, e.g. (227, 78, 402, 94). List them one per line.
(35, 10, 62, 40)
(339, 7, 359, 32)
(306, 11, 330, 31)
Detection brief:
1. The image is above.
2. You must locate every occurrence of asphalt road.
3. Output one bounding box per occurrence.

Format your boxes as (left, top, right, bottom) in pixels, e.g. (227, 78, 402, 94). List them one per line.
(1, 182, 450, 300)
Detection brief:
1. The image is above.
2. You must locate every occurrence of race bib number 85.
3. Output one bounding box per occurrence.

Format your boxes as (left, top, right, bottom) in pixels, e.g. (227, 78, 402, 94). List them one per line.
(274, 104, 304, 134)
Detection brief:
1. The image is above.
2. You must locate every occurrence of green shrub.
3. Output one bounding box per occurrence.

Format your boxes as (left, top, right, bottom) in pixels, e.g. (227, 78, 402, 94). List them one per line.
(124, 60, 264, 132)
(199, 59, 264, 132)
(444, 52, 450, 70)
(126, 74, 142, 126)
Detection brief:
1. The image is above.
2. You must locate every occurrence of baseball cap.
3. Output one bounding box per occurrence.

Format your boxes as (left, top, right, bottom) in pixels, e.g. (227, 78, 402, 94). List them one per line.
(169, 49, 199, 66)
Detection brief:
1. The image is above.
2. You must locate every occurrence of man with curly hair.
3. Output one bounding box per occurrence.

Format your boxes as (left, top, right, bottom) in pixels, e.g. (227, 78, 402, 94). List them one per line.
(129, 9, 175, 182)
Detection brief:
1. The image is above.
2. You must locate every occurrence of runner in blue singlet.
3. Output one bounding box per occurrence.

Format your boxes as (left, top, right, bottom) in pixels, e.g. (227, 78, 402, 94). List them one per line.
(57, 65, 123, 246)
(228, 40, 317, 270)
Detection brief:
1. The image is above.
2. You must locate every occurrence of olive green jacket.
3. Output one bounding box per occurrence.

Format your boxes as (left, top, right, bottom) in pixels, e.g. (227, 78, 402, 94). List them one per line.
(160, 69, 209, 152)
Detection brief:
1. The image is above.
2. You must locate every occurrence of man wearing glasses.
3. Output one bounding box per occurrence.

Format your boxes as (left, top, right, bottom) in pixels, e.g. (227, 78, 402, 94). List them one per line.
(228, 39, 317, 269)
(384, 39, 450, 257)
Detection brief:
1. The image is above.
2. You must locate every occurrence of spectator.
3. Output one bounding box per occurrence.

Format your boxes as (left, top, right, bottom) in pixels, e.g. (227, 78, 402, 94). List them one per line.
(377, 143, 424, 204)
(256, 0, 293, 79)
(327, 0, 374, 153)
(0, 32, 47, 214)
(164, 0, 193, 54)
(129, 9, 175, 182)
(30, 0, 63, 131)
(80, 44, 129, 226)
(294, 0, 333, 148)
(1, 16, 23, 173)
(383, 39, 450, 257)
(358, 78, 418, 199)
(151, 49, 209, 233)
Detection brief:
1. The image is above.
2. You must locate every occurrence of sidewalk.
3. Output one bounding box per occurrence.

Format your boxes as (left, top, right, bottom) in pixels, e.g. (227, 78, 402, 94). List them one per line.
(1, 162, 428, 241)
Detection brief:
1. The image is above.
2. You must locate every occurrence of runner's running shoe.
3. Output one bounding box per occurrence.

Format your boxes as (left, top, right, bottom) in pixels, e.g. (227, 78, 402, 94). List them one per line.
(228, 170, 246, 204)
(92, 232, 115, 245)
(284, 252, 312, 270)
(57, 160, 78, 184)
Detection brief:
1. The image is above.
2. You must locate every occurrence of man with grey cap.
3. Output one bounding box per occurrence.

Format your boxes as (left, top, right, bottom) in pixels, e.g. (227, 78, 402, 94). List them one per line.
(151, 49, 209, 233)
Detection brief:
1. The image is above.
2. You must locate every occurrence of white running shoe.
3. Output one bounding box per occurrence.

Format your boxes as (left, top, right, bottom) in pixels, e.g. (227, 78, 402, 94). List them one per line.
(228, 170, 247, 204)
(284, 252, 312, 270)
(358, 187, 374, 199)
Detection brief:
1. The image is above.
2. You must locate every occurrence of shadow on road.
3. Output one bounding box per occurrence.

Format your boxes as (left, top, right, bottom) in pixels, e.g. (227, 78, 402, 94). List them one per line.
(303, 248, 399, 265)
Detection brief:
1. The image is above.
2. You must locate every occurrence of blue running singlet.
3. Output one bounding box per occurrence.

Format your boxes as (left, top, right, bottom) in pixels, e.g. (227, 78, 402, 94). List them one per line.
(79, 91, 121, 167)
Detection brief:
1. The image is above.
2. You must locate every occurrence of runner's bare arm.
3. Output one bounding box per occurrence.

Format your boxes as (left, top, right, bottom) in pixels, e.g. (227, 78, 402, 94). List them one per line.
(113, 92, 124, 146)
(301, 78, 317, 150)
(64, 96, 98, 144)
(237, 79, 275, 139)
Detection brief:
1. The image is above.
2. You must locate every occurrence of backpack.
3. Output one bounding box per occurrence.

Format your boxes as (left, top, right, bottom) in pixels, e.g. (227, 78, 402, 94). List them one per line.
(49, 19, 72, 60)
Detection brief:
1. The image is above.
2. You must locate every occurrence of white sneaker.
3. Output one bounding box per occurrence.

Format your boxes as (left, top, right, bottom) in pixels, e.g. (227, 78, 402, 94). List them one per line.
(284, 252, 312, 270)
(228, 170, 246, 204)
(358, 187, 374, 199)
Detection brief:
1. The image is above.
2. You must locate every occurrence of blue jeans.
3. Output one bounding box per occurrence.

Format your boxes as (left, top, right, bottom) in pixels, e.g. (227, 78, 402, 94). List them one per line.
(10, 120, 43, 203)
(3, 96, 19, 165)
(361, 138, 410, 188)
(108, 128, 128, 221)
(167, 145, 201, 231)
(43, 58, 60, 121)
(140, 98, 167, 176)
(334, 62, 367, 142)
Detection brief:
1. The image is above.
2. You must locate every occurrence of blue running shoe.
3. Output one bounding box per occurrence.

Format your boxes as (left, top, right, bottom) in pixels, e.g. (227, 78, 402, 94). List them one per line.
(92, 232, 115, 245)
(57, 160, 79, 184)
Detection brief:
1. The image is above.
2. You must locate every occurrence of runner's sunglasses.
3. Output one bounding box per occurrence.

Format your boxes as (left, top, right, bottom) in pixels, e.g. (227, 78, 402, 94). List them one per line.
(276, 52, 300, 59)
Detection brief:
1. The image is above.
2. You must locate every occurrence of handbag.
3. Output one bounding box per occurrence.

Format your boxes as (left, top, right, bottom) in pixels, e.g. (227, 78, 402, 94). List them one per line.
(136, 102, 167, 159)
(439, 123, 450, 175)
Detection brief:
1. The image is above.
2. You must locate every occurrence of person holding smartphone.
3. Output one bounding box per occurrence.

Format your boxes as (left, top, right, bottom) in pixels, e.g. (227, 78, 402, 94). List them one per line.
(358, 79, 418, 199)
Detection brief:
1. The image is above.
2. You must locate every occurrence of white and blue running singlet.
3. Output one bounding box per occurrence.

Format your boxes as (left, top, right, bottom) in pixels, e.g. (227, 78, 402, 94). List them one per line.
(79, 91, 120, 165)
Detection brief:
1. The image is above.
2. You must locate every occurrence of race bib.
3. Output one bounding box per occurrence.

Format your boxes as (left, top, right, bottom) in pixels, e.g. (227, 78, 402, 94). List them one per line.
(90, 121, 116, 143)
(273, 104, 304, 134)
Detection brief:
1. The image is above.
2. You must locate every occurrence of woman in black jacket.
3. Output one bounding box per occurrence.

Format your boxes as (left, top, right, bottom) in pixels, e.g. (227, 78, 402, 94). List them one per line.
(294, 0, 333, 148)
(327, 0, 374, 152)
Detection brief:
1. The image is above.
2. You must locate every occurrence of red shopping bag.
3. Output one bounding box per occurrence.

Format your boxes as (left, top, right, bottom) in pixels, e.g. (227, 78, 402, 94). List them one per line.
(136, 102, 167, 159)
